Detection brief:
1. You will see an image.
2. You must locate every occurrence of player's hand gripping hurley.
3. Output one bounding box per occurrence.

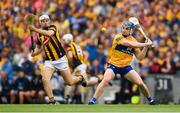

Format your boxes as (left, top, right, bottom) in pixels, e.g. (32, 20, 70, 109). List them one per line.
(24, 13, 36, 52)
(129, 17, 154, 47)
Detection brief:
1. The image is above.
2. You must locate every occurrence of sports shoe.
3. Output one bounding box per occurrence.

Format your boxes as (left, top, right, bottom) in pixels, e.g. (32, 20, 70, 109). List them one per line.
(108, 81, 113, 86)
(48, 100, 59, 105)
(64, 95, 71, 104)
(149, 98, 160, 105)
(88, 98, 96, 105)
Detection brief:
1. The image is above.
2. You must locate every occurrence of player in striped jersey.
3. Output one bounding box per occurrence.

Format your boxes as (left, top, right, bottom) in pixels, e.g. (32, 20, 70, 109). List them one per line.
(28, 14, 87, 104)
(62, 34, 104, 103)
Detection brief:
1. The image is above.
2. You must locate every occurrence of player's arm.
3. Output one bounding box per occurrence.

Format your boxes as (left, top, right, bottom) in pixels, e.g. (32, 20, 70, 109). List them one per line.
(67, 49, 74, 67)
(31, 44, 43, 57)
(120, 39, 152, 48)
(134, 39, 152, 60)
(134, 46, 149, 60)
(29, 25, 55, 37)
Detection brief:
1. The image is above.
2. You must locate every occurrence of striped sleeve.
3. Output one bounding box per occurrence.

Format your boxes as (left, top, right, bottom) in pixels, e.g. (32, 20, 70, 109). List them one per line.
(37, 34, 42, 45)
(48, 25, 57, 33)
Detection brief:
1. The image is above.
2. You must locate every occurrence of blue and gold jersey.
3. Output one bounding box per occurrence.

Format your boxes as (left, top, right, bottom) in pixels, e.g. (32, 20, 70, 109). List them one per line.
(109, 33, 140, 67)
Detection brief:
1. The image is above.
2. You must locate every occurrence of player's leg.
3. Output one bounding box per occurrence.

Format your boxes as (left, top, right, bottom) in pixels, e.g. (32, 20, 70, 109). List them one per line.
(87, 74, 104, 86)
(57, 57, 87, 87)
(60, 67, 86, 86)
(125, 70, 159, 105)
(125, 70, 150, 97)
(88, 69, 115, 104)
(41, 66, 55, 103)
(64, 85, 75, 103)
(87, 74, 112, 86)
(76, 85, 84, 104)
(73, 64, 88, 86)
(87, 77, 99, 86)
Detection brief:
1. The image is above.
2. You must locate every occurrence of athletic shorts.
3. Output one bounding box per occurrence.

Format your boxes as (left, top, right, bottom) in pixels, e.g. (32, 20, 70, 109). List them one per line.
(73, 64, 87, 77)
(107, 64, 133, 76)
(44, 55, 68, 70)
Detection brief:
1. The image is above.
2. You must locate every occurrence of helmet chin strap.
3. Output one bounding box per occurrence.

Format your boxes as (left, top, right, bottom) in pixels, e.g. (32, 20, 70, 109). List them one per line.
(43, 26, 48, 30)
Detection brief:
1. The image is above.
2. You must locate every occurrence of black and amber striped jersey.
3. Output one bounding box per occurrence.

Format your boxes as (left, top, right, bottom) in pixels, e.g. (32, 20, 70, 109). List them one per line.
(67, 42, 86, 69)
(37, 25, 65, 61)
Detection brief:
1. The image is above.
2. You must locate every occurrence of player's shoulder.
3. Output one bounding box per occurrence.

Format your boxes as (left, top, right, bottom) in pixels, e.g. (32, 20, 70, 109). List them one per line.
(49, 24, 56, 28)
(71, 41, 76, 45)
(48, 25, 57, 30)
(130, 36, 138, 42)
(114, 33, 124, 41)
(71, 42, 78, 47)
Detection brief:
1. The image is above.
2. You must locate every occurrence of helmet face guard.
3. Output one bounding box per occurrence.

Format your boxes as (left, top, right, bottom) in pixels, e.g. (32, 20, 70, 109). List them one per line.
(39, 15, 51, 27)
(62, 34, 74, 44)
(122, 21, 135, 35)
(123, 21, 135, 29)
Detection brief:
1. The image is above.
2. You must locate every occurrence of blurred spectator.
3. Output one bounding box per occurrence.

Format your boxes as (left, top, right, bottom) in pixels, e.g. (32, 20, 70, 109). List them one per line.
(96, 45, 107, 67)
(160, 51, 176, 74)
(0, 71, 12, 103)
(0, 37, 5, 51)
(90, 59, 104, 77)
(149, 57, 161, 74)
(10, 68, 32, 104)
(21, 53, 35, 78)
(31, 68, 45, 104)
(58, 13, 70, 35)
(0, 0, 179, 104)
(12, 46, 24, 70)
(1, 51, 14, 80)
(85, 38, 98, 62)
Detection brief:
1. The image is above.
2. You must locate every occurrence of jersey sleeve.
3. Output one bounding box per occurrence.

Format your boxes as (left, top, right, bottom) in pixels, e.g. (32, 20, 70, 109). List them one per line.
(48, 25, 57, 33)
(134, 47, 141, 53)
(132, 37, 141, 52)
(36, 34, 42, 45)
(114, 34, 125, 45)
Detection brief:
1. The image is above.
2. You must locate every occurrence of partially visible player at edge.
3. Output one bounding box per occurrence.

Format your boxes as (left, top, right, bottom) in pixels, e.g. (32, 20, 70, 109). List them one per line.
(88, 21, 159, 105)
(28, 14, 87, 104)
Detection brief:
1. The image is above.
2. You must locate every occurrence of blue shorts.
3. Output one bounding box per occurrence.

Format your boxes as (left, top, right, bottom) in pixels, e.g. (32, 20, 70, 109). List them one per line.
(107, 64, 133, 76)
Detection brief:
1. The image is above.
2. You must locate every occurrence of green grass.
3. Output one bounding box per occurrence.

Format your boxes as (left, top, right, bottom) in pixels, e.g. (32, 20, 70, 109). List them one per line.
(0, 104, 180, 112)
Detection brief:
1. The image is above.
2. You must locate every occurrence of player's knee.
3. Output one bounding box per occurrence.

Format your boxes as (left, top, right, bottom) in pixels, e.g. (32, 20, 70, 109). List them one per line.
(136, 81, 144, 86)
(42, 76, 50, 83)
(66, 81, 74, 86)
(102, 79, 110, 86)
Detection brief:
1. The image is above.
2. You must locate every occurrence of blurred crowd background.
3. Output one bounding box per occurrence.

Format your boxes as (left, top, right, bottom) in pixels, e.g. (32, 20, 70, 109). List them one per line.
(0, 0, 179, 104)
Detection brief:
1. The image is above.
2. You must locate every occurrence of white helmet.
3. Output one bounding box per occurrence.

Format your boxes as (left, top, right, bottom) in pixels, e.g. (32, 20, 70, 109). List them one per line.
(39, 14, 50, 27)
(39, 14, 50, 22)
(62, 34, 73, 44)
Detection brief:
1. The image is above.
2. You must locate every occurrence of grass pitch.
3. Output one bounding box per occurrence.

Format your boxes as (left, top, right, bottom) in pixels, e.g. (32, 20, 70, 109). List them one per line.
(0, 104, 180, 113)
